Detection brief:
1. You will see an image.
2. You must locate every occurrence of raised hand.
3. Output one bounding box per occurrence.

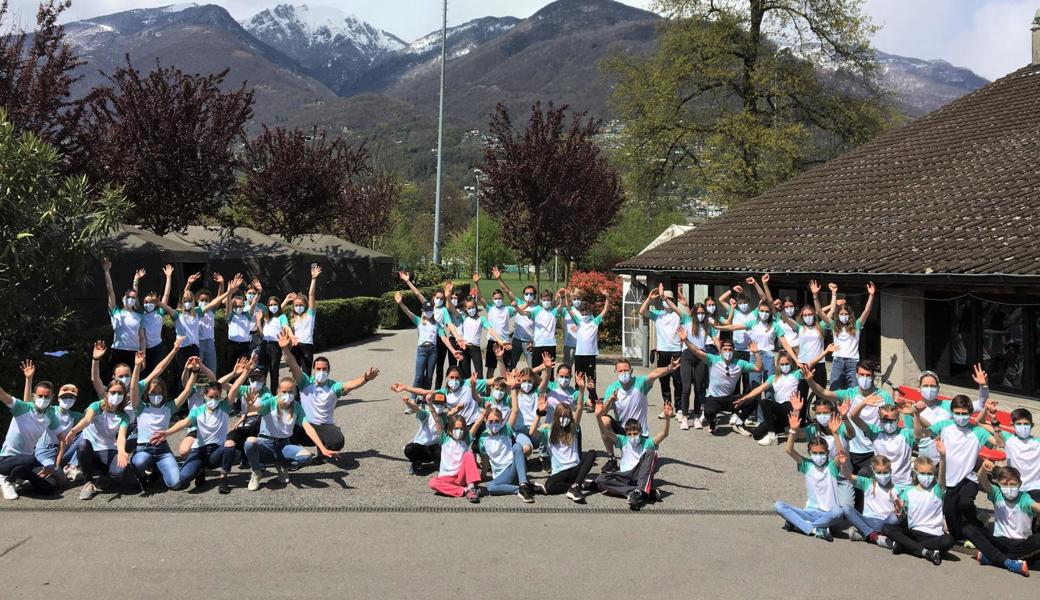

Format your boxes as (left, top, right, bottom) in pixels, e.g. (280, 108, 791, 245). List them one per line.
(173, 335, 186, 349)
(252, 278, 262, 291)
(390, 383, 405, 393)
(761, 273, 770, 284)
(491, 266, 502, 280)
(536, 395, 548, 414)
(363, 367, 380, 382)
(135, 268, 147, 280)
(748, 341, 759, 354)
(789, 391, 803, 414)
(745, 276, 756, 286)
(971, 363, 988, 387)
(20, 359, 34, 379)
(92, 340, 107, 360)
(233, 356, 249, 374)
(788, 410, 801, 430)
(732, 285, 743, 294)
(647, 287, 660, 299)
(809, 280, 821, 295)
(541, 352, 554, 369)
(277, 331, 292, 350)
(935, 437, 946, 457)
(163, 264, 174, 277)
(676, 326, 687, 341)
(663, 402, 675, 419)
(586, 377, 596, 391)
(828, 415, 844, 435)
(472, 272, 481, 283)
(212, 272, 225, 285)
(574, 371, 586, 390)
(863, 394, 885, 407)
(866, 282, 876, 295)
(837, 400, 851, 418)
(311, 264, 322, 280)
(393, 291, 403, 304)
(825, 342, 838, 354)
(398, 271, 410, 283)
(187, 272, 201, 284)
(828, 282, 838, 293)
(134, 351, 146, 368)
(102, 257, 111, 272)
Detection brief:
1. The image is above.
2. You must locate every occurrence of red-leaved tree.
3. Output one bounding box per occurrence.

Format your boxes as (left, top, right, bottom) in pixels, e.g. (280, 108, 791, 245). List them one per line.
(569, 270, 623, 345)
(479, 101, 622, 288)
(76, 58, 254, 235)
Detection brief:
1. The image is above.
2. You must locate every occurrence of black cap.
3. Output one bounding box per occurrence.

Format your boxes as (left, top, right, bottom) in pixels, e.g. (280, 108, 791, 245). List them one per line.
(421, 300, 434, 312)
(250, 366, 267, 375)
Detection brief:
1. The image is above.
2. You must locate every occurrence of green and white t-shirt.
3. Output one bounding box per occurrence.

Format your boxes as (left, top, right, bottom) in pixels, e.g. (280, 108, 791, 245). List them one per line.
(110, 307, 144, 351)
(722, 306, 757, 351)
(457, 314, 491, 347)
(436, 380, 487, 425)
(862, 422, 915, 485)
(704, 353, 755, 397)
(603, 376, 653, 434)
(227, 307, 253, 343)
(257, 395, 308, 439)
(1000, 430, 1040, 492)
(742, 318, 785, 353)
(478, 395, 512, 423)
(142, 308, 165, 348)
(897, 484, 945, 536)
(133, 400, 176, 443)
(484, 302, 515, 339)
(802, 423, 849, 461)
(545, 381, 580, 413)
(438, 430, 472, 477)
(679, 315, 715, 351)
(412, 409, 441, 446)
(540, 426, 580, 474)
(853, 476, 899, 520)
(39, 407, 84, 447)
(515, 389, 538, 430)
(299, 373, 346, 426)
(261, 313, 289, 342)
(512, 300, 534, 341)
(1, 400, 59, 457)
(187, 400, 232, 448)
(989, 486, 1036, 540)
(292, 308, 316, 345)
(478, 424, 516, 477)
(174, 307, 205, 346)
(835, 387, 894, 455)
(83, 400, 132, 451)
(794, 322, 828, 365)
(832, 318, 862, 360)
(527, 305, 561, 347)
(797, 457, 840, 512)
(929, 420, 992, 486)
(412, 314, 445, 346)
(764, 370, 804, 404)
(647, 307, 681, 352)
(616, 434, 657, 472)
(570, 309, 603, 356)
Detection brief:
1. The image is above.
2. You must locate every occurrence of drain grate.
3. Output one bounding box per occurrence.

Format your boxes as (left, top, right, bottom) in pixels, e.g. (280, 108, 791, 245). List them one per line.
(0, 505, 776, 515)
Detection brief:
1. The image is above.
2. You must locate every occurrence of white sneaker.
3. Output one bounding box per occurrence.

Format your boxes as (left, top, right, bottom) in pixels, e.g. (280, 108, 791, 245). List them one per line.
(693, 416, 704, 430)
(728, 414, 739, 426)
(276, 464, 289, 484)
(757, 432, 778, 446)
(248, 471, 261, 491)
(657, 411, 667, 420)
(78, 481, 97, 501)
(680, 416, 690, 431)
(733, 424, 752, 437)
(404, 407, 414, 415)
(0, 475, 18, 500)
(64, 465, 82, 482)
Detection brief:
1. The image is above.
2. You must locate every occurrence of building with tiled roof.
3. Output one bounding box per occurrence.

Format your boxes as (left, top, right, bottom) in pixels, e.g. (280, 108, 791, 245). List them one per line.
(615, 13, 1040, 399)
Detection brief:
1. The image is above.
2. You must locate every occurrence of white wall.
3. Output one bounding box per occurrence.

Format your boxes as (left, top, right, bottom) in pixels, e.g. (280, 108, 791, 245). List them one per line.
(879, 289, 926, 387)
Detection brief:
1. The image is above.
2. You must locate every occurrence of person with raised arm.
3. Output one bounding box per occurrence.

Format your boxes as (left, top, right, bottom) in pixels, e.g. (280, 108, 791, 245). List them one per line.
(285, 264, 322, 375)
(675, 291, 718, 430)
(395, 291, 462, 406)
(493, 267, 537, 368)
(102, 257, 145, 379)
(25, 359, 84, 482)
(639, 283, 683, 417)
(964, 461, 1037, 577)
(0, 378, 61, 500)
(396, 391, 446, 475)
(816, 282, 876, 390)
(483, 266, 518, 373)
(155, 272, 240, 389)
(881, 441, 954, 566)
(444, 278, 511, 380)
(398, 271, 452, 387)
(734, 345, 832, 446)
(473, 390, 534, 503)
(515, 286, 567, 379)
(63, 375, 134, 501)
(128, 350, 195, 494)
(528, 376, 595, 503)
(677, 327, 761, 434)
(594, 395, 669, 510)
(568, 287, 610, 403)
(224, 272, 254, 369)
(597, 357, 679, 471)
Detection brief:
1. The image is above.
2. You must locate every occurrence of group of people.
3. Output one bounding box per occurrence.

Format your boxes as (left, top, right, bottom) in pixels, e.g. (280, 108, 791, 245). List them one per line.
(2, 264, 1039, 575)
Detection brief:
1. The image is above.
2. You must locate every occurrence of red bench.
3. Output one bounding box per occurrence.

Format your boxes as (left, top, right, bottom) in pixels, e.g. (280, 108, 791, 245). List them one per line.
(896, 385, 1010, 462)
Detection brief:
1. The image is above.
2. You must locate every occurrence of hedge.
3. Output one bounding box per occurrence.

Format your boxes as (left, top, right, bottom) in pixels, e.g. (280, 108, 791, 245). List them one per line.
(379, 283, 472, 329)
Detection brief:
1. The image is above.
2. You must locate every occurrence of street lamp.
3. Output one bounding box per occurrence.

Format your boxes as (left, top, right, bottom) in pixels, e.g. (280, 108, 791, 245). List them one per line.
(473, 168, 483, 274)
(432, 0, 448, 264)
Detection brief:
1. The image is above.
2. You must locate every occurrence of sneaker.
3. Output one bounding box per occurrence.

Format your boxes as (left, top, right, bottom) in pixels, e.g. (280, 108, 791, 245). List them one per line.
(276, 464, 289, 484)
(64, 465, 82, 482)
(890, 540, 903, 555)
(657, 411, 667, 420)
(925, 549, 942, 566)
(566, 484, 585, 503)
(728, 414, 739, 426)
(1006, 559, 1029, 577)
(581, 478, 596, 493)
(137, 478, 151, 497)
(78, 481, 98, 501)
(733, 424, 751, 437)
(961, 539, 976, 550)
(757, 432, 777, 446)
(680, 417, 690, 431)
(876, 535, 894, 550)
(404, 407, 414, 415)
(218, 478, 231, 495)
(0, 475, 18, 500)
(533, 482, 548, 495)
(693, 416, 704, 430)
(518, 483, 535, 503)
(248, 471, 262, 491)
(194, 469, 206, 489)
(849, 529, 865, 542)
(627, 490, 644, 511)
(781, 521, 796, 533)
(602, 459, 619, 473)
(650, 488, 662, 502)
(813, 527, 833, 542)
(465, 487, 480, 503)
(409, 463, 421, 476)
(976, 551, 990, 566)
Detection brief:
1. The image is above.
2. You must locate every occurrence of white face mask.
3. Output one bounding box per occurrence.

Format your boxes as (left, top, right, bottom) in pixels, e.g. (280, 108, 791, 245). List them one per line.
(815, 413, 832, 427)
(447, 378, 461, 392)
(107, 393, 124, 407)
(557, 377, 571, 388)
(450, 297, 459, 307)
(881, 420, 899, 434)
(491, 389, 505, 401)
(779, 364, 792, 374)
(953, 413, 971, 427)
(558, 416, 571, 428)
(838, 314, 850, 324)
(434, 298, 444, 307)
(34, 396, 52, 411)
(148, 394, 165, 406)
(246, 293, 257, 302)
(920, 386, 938, 402)
(572, 299, 582, 308)
(758, 311, 770, 321)
(737, 303, 749, 313)
(1014, 423, 1032, 439)
(857, 375, 873, 391)
(628, 434, 642, 446)
(294, 305, 306, 315)
(916, 473, 935, 488)
(123, 297, 136, 309)
(248, 380, 263, 392)
(696, 313, 706, 322)
(1000, 485, 1021, 501)
(487, 422, 503, 435)
(523, 293, 535, 302)
(269, 304, 280, 314)
(117, 375, 130, 386)
(451, 428, 465, 440)
(784, 307, 795, 317)
(422, 310, 434, 319)
(705, 304, 716, 314)
(810, 453, 828, 467)
(59, 395, 77, 410)
(520, 382, 533, 393)
(493, 298, 503, 308)
(541, 300, 552, 310)
(144, 302, 156, 313)
(314, 370, 329, 384)
(466, 307, 477, 317)
(802, 315, 814, 326)
(280, 393, 295, 405)
(205, 398, 219, 411)
(618, 371, 632, 384)
(874, 472, 892, 486)
(183, 301, 194, 311)
(722, 351, 733, 362)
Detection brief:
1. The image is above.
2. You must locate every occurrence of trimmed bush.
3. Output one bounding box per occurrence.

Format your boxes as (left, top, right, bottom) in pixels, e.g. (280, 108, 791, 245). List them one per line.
(312, 297, 381, 349)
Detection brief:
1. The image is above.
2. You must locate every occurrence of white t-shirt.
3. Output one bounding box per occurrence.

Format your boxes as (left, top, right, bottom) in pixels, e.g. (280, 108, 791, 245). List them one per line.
(765, 370, 803, 404)
(511, 300, 534, 341)
(412, 409, 440, 446)
(726, 307, 757, 351)
(110, 308, 143, 351)
(989, 487, 1036, 539)
(854, 476, 898, 520)
(258, 396, 307, 439)
(413, 315, 443, 346)
(647, 308, 681, 352)
(292, 309, 316, 345)
(899, 485, 945, 535)
(484, 303, 515, 339)
(227, 310, 253, 343)
(528, 305, 561, 347)
(602, 376, 652, 434)
(794, 323, 827, 365)
(141, 309, 165, 348)
(863, 423, 915, 485)
(133, 401, 174, 443)
(541, 426, 580, 474)
(198, 309, 216, 341)
(545, 382, 579, 413)
(617, 435, 656, 472)
(1001, 431, 1040, 491)
(778, 319, 799, 347)
(705, 353, 755, 397)
(562, 310, 577, 348)
(743, 318, 784, 353)
(835, 387, 894, 455)
(929, 420, 991, 486)
(479, 425, 516, 477)
(438, 432, 470, 476)
(798, 458, 840, 512)
(298, 374, 345, 426)
(437, 380, 486, 425)
(458, 314, 490, 346)
(571, 310, 603, 356)
(261, 314, 287, 342)
(1, 401, 58, 457)
(174, 308, 203, 347)
(82, 401, 131, 451)
(188, 401, 231, 447)
(832, 319, 862, 360)
(515, 389, 538, 430)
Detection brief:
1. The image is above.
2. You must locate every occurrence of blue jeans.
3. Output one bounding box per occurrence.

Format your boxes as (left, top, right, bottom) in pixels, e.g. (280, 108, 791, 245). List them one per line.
(413, 343, 437, 399)
(198, 338, 218, 374)
(774, 501, 843, 535)
(829, 356, 857, 390)
(244, 437, 313, 470)
(749, 350, 774, 398)
(131, 442, 181, 488)
(485, 443, 530, 495)
(175, 443, 238, 489)
(843, 506, 898, 536)
(35, 435, 79, 469)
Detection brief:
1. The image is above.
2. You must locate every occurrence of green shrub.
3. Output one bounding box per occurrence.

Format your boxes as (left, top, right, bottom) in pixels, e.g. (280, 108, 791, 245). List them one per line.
(379, 283, 472, 329)
(313, 297, 381, 349)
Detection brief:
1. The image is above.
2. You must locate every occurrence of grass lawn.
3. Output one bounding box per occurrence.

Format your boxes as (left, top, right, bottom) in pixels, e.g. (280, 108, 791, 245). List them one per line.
(456, 270, 569, 299)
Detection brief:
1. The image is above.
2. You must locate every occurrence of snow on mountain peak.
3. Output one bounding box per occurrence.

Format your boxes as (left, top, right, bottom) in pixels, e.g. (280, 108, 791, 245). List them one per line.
(246, 4, 405, 54)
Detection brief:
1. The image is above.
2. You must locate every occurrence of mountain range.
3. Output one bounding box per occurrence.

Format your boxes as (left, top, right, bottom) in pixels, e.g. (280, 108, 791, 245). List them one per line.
(53, 1, 990, 136)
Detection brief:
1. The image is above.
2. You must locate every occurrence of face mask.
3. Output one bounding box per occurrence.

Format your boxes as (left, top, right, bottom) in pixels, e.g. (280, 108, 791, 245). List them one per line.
(294, 305, 306, 315)
(557, 377, 571, 388)
(759, 311, 770, 321)
(558, 416, 571, 428)
(722, 351, 733, 362)
(59, 395, 76, 410)
(34, 396, 52, 410)
(491, 389, 505, 401)
(917, 473, 935, 488)
(144, 302, 156, 312)
(107, 393, 124, 407)
(815, 413, 832, 427)
(248, 380, 263, 392)
(1000, 485, 1021, 501)
(314, 370, 329, 384)
(737, 303, 749, 313)
(523, 293, 535, 302)
(123, 297, 136, 309)
(572, 299, 582, 309)
(779, 364, 792, 374)
(628, 434, 642, 446)
(493, 298, 503, 308)
(696, 313, 706, 322)
(451, 428, 465, 440)
(541, 300, 552, 310)
(205, 398, 219, 411)
(450, 297, 459, 307)
(874, 472, 892, 486)
(953, 413, 971, 427)
(487, 422, 503, 435)
(233, 306, 244, 315)
(466, 307, 477, 317)
(520, 382, 533, 393)
(117, 375, 130, 386)
(269, 304, 280, 314)
(784, 307, 796, 317)
(422, 310, 434, 319)
(1014, 423, 1032, 438)
(920, 386, 938, 402)
(810, 453, 828, 467)
(434, 298, 444, 307)
(663, 303, 674, 313)
(148, 394, 165, 406)
(280, 393, 295, 405)
(705, 304, 716, 314)
(447, 378, 461, 391)
(246, 292, 256, 301)
(881, 420, 898, 434)
(857, 375, 873, 391)
(838, 314, 850, 324)
(183, 301, 194, 311)
(618, 372, 632, 384)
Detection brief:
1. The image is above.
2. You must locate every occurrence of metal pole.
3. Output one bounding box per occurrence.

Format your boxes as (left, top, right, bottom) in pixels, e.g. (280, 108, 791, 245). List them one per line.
(474, 180, 480, 274)
(432, 0, 447, 264)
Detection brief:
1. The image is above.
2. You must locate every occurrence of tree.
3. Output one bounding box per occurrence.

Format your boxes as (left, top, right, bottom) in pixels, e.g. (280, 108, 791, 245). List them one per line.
(0, 0, 84, 149)
(479, 101, 622, 288)
(443, 215, 516, 276)
(76, 58, 254, 235)
(0, 109, 127, 374)
(583, 202, 687, 271)
(606, 0, 893, 205)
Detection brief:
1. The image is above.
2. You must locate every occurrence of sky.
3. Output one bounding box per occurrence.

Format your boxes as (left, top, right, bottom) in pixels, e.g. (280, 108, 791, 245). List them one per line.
(5, 0, 1037, 80)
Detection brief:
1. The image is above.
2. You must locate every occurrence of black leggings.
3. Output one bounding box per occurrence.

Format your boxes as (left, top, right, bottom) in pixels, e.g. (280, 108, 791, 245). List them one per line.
(574, 354, 598, 400)
(797, 363, 828, 423)
(752, 400, 792, 440)
(485, 341, 514, 373)
(225, 340, 251, 372)
(292, 343, 314, 375)
(944, 479, 982, 540)
(404, 442, 441, 467)
(457, 345, 483, 379)
(964, 524, 1040, 565)
(703, 394, 755, 430)
(292, 423, 345, 451)
(655, 350, 681, 406)
(0, 454, 56, 495)
(228, 418, 260, 462)
(882, 523, 955, 556)
(262, 341, 281, 390)
(545, 451, 596, 494)
(679, 349, 706, 417)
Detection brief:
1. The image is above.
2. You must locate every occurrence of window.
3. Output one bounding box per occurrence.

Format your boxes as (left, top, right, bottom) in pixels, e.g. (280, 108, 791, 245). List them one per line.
(946, 297, 1034, 395)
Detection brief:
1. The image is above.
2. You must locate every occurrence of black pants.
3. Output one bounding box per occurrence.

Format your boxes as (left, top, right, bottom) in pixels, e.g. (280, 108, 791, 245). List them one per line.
(733, 350, 752, 396)
(533, 345, 556, 378)
(595, 451, 657, 496)
(703, 394, 755, 431)
(144, 344, 165, 375)
(404, 442, 441, 468)
(228, 418, 261, 462)
(797, 363, 828, 423)
(573, 355, 598, 401)
(545, 451, 596, 495)
(944, 479, 982, 540)
(262, 341, 281, 391)
(752, 400, 792, 440)
(679, 348, 706, 417)
(174, 344, 200, 387)
(457, 345, 483, 379)
(849, 451, 875, 513)
(225, 340, 251, 371)
(510, 337, 533, 368)
(882, 523, 955, 556)
(435, 336, 450, 388)
(964, 524, 1040, 565)
(292, 423, 345, 452)
(485, 341, 515, 373)
(655, 350, 681, 406)
(292, 343, 314, 375)
(0, 454, 56, 495)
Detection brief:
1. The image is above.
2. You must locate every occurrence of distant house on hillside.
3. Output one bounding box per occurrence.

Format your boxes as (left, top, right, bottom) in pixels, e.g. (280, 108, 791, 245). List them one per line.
(615, 14, 1040, 399)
